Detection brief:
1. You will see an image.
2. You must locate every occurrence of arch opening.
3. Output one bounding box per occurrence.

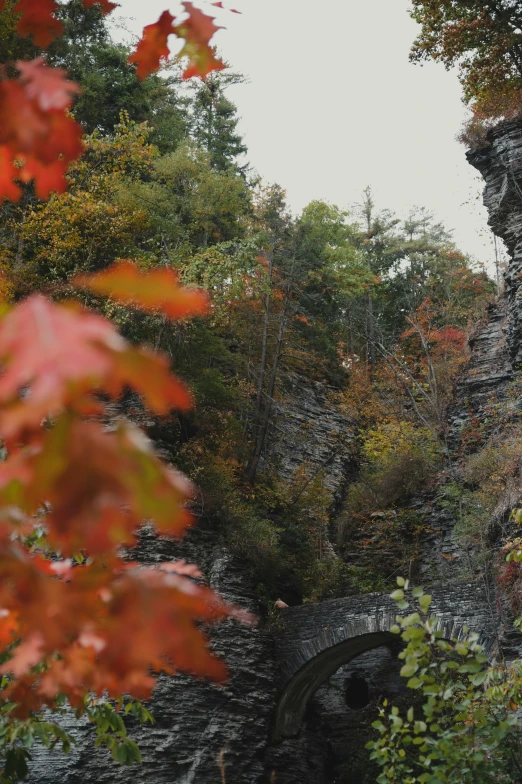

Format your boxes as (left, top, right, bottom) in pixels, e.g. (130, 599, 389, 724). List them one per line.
(274, 630, 395, 739)
(344, 672, 370, 710)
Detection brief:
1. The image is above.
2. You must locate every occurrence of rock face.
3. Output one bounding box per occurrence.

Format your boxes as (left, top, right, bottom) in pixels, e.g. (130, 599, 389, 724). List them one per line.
(28, 527, 279, 784)
(418, 298, 514, 581)
(468, 121, 522, 365)
(263, 372, 355, 497)
(28, 372, 357, 784)
(448, 300, 511, 446)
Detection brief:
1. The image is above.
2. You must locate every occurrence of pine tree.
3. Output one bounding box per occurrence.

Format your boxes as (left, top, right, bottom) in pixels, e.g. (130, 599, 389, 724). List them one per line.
(189, 71, 248, 173)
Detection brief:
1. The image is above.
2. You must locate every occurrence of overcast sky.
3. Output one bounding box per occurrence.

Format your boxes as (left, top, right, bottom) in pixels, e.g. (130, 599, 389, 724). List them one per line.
(117, 0, 499, 272)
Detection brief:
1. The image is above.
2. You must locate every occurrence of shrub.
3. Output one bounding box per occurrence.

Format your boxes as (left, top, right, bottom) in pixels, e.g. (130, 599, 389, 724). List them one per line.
(367, 581, 522, 783)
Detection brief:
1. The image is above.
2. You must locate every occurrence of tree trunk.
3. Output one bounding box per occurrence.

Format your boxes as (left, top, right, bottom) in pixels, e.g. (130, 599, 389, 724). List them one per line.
(249, 255, 272, 456)
(247, 294, 287, 484)
(367, 292, 376, 373)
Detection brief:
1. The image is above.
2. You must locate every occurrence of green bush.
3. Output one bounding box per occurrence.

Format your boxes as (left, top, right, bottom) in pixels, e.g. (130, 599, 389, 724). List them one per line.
(367, 580, 522, 783)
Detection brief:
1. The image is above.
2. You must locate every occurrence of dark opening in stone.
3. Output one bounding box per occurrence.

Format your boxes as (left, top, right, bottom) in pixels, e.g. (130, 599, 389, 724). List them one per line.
(345, 673, 370, 710)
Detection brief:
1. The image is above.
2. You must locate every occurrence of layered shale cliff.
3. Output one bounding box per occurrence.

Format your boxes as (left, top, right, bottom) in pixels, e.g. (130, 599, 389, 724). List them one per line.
(263, 372, 355, 496)
(468, 121, 522, 366)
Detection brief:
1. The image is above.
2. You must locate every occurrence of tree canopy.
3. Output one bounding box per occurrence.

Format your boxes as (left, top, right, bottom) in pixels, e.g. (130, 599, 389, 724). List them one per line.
(410, 0, 522, 118)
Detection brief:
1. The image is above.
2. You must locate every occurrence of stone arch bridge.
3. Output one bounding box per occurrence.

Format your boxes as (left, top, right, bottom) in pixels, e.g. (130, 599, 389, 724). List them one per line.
(274, 582, 497, 738)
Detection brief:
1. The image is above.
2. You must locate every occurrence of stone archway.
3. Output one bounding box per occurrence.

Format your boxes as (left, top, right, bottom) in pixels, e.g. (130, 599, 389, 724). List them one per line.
(273, 585, 495, 739)
(275, 629, 395, 737)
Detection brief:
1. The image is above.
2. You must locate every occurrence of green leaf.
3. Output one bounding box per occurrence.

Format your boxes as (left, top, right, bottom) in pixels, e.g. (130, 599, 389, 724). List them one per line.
(407, 676, 423, 689)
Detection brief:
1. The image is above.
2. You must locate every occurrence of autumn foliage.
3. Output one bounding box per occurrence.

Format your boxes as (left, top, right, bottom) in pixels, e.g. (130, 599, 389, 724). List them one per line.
(0, 0, 242, 758)
(410, 0, 522, 124)
(0, 0, 226, 200)
(0, 263, 249, 719)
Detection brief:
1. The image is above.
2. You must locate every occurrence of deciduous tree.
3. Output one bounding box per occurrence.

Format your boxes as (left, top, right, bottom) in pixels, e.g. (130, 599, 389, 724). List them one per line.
(410, 0, 522, 119)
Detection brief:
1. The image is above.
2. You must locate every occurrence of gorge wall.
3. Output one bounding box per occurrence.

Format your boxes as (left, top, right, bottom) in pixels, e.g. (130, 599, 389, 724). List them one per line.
(468, 121, 522, 367)
(262, 372, 355, 496)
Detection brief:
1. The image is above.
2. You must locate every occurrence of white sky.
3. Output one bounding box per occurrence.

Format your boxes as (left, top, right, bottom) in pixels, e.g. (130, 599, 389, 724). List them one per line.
(117, 0, 500, 272)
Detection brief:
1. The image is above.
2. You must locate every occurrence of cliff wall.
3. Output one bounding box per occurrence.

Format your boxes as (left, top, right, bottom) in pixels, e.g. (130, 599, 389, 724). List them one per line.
(468, 121, 522, 365)
(263, 372, 354, 498)
(28, 527, 278, 784)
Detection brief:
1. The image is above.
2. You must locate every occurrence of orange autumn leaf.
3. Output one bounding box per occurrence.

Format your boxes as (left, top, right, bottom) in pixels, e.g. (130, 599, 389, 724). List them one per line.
(74, 260, 209, 320)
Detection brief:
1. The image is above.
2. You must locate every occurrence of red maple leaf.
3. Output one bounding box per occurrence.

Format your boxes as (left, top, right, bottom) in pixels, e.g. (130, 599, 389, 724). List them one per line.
(0, 72, 83, 199)
(34, 110, 83, 163)
(176, 2, 225, 79)
(182, 1, 222, 42)
(0, 81, 47, 154)
(1, 633, 44, 677)
(16, 417, 195, 554)
(0, 146, 23, 202)
(81, 0, 118, 13)
(129, 11, 176, 80)
(20, 156, 69, 200)
(13, 0, 63, 48)
(212, 2, 241, 11)
(17, 58, 81, 111)
(0, 295, 195, 441)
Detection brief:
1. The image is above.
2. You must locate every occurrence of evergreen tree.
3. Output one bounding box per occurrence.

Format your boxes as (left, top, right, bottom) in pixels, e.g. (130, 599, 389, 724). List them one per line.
(189, 71, 248, 173)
